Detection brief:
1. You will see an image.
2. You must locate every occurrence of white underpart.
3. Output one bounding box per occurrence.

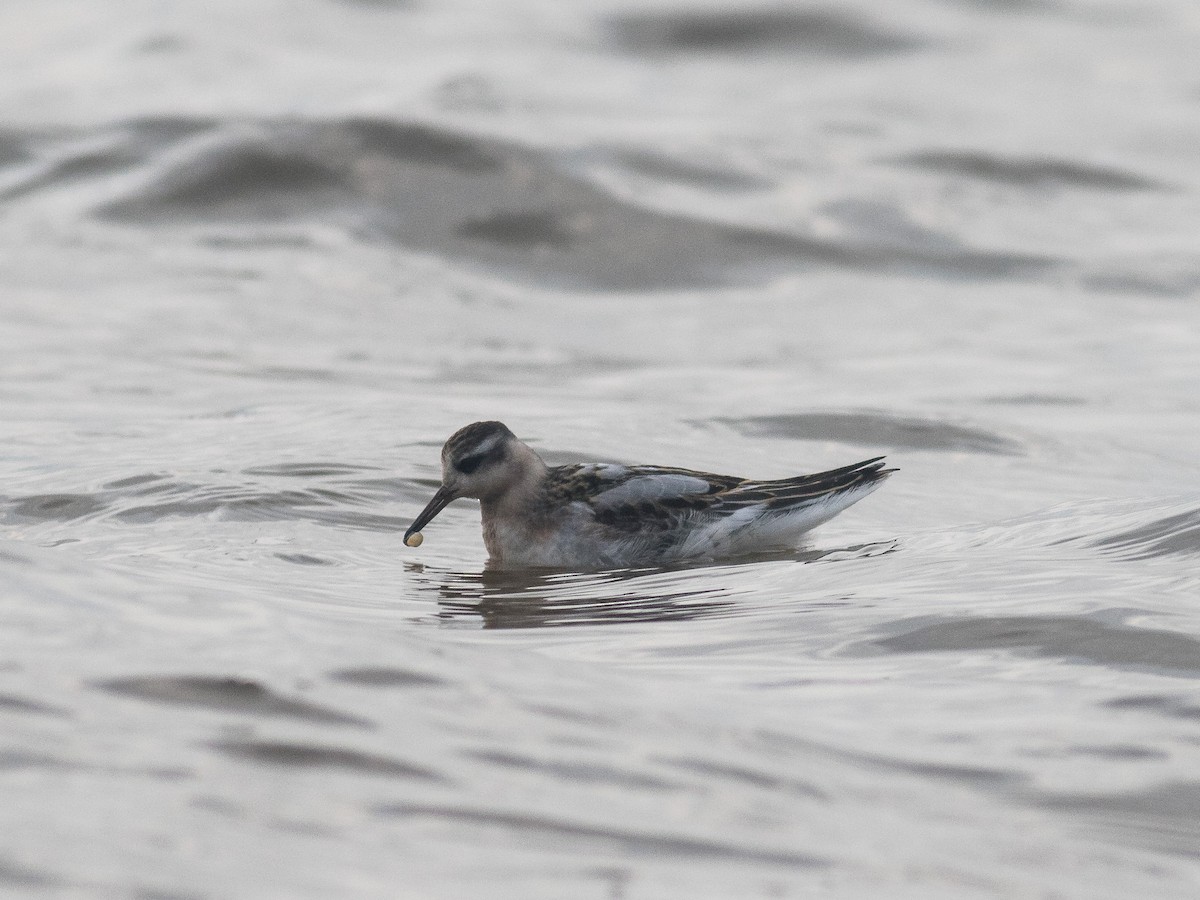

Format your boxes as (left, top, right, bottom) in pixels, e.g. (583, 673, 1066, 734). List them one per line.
(669, 478, 886, 562)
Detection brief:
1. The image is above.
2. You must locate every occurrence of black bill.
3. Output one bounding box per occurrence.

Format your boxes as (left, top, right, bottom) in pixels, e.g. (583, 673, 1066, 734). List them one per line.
(404, 485, 456, 542)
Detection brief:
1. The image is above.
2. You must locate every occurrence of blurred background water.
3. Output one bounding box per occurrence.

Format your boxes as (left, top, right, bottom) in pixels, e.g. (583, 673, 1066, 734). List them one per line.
(3, 0, 1200, 897)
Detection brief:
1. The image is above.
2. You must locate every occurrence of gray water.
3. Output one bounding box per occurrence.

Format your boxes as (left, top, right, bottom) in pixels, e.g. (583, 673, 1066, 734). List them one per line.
(3, 1, 1200, 897)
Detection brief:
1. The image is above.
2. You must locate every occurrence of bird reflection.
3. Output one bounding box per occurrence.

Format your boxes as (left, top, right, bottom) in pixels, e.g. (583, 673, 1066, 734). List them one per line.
(407, 541, 896, 629)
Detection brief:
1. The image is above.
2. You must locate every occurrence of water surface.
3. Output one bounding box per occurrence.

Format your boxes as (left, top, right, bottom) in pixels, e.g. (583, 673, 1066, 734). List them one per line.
(3, 0, 1200, 897)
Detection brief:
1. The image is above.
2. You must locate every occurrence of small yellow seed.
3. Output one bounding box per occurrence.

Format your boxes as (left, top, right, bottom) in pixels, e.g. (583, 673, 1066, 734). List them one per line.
(405, 532, 423, 548)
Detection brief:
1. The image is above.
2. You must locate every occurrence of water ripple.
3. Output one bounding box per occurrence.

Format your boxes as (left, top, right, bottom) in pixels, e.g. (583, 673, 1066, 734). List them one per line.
(0, 468, 414, 533)
(3, 493, 109, 523)
(209, 739, 445, 781)
(328, 666, 449, 688)
(849, 614, 1200, 677)
(0, 693, 70, 718)
(94, 675, 373, 727)
(466, 749, 682, 792)
(654, 754, 827, 800)
(1090, 507, 1200, 559)
(713, 411, 1022, 455)
(606, 8, 925, 56)
(1039, 781, 1200, 861)
(375, 802, 829, 869)
(0, 116, 1067, 289)
(0, 855, 68, 889)
(887, 149, 1167, 191)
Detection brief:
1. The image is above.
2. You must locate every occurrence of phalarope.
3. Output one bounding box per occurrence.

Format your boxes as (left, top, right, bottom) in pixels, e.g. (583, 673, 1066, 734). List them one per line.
(405, 421, 894, 569)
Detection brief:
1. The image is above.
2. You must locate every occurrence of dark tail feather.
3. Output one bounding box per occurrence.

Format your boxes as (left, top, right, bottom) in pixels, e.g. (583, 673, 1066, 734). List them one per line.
(763, 457, 896, 508)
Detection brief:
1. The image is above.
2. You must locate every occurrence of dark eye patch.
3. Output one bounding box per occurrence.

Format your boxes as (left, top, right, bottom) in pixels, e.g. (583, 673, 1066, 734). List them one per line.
(454, 438, 507, 475)
(456, 453, 486, 474)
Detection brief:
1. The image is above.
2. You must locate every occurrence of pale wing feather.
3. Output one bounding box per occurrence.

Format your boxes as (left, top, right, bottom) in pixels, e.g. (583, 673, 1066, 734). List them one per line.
(576, 463, 630, 480)
(589, 471, 713, 509)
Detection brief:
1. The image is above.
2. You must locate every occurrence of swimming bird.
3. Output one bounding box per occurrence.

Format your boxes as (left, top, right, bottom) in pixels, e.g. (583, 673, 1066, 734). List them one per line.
(404, 421, 894, 569)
